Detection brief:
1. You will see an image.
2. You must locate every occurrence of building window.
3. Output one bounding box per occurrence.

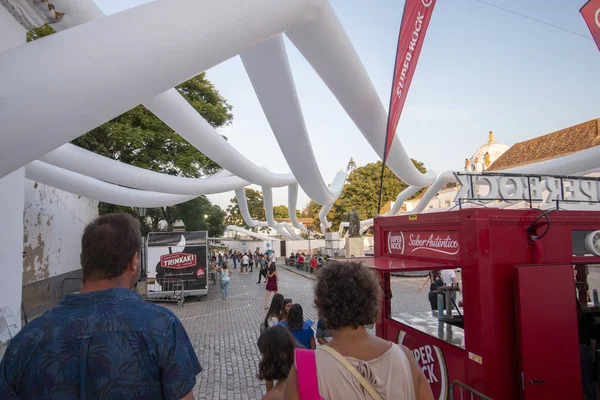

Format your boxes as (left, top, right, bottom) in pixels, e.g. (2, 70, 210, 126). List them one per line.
(445, 200, 451, 207)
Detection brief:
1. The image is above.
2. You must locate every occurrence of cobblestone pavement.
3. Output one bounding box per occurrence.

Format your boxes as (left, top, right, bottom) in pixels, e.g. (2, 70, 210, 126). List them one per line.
(161, 262, 320, 400)
(153, 260, 434, 400)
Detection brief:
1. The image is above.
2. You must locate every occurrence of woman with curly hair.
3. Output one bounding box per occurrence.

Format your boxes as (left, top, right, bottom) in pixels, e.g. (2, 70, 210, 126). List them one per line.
(257, 326, 298, 400)
(285, 261, 434, 400)
(279, 304, 315, 350)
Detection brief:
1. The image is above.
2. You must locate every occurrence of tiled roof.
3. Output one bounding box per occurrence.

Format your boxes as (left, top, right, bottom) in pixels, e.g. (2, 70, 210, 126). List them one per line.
(488, 118, 600, 171)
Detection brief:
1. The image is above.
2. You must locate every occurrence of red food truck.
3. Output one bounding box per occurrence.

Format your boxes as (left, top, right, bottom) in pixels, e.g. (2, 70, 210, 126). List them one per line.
(356, 201, 600, 399)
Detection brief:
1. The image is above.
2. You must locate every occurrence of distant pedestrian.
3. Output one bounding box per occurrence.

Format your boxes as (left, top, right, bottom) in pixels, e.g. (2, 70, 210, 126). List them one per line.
(257, 326, 297, 399)
(242, 253, 249, 275)
(257, 254, 268, 284)
(217, 263, 232, 300)
(249, 253, 254, 273)
(233, 253, 238, 269)
(316, 318, 332, 345)
(0, 214, 202, 399)
(310, 255, 317, 274)
(264, 264, 279, 309)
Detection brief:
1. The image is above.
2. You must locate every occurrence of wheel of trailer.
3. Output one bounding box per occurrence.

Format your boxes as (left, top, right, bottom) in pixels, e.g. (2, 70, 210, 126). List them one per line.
(585, 230, 600, 256)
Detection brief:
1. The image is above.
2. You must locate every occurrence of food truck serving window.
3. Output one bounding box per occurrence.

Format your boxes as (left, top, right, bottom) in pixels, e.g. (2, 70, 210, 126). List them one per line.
(359, 257, 466, 350)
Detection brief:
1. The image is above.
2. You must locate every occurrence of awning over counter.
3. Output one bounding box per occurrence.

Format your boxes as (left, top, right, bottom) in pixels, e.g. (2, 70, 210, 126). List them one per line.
(331, 257, 456, 273)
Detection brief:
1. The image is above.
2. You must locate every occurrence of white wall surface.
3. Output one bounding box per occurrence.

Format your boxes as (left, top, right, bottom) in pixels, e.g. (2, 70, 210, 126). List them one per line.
(284, 239, 326, 256)
(22, 181, 99, 284)
(0, 5, 27, 337)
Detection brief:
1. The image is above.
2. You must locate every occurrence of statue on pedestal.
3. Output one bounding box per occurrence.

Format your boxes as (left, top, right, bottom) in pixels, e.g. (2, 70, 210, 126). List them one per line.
(348, 208, 360, 238)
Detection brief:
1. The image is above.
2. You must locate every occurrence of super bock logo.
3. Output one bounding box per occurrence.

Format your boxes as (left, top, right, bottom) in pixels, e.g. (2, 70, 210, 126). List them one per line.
(388, 231, 405, 254)
(398, 331, 448, 399)
(387, 231, 460, 259)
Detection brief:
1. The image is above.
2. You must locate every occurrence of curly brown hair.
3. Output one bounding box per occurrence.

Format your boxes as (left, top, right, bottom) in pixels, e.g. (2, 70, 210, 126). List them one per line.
(314, 261, 382, 330)
(256, 326, 298, 381)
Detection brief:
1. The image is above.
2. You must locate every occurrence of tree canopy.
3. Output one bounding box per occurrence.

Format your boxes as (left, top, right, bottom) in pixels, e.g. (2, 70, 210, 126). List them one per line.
(225, 189, 266, 230)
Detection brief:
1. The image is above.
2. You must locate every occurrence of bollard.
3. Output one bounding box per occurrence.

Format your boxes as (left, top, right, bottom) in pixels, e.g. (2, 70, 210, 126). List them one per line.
(437, 293, 444, 321)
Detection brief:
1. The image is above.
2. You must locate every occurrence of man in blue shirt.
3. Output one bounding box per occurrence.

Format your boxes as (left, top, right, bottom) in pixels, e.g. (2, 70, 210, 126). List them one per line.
(0, 213, 202, 399)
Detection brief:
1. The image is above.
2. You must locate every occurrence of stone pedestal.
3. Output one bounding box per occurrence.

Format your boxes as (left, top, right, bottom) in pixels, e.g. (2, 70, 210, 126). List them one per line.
(345, 237, 365, 258)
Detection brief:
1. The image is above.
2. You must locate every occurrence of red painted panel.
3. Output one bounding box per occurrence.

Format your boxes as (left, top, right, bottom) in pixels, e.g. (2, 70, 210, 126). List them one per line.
(386, 230, 460, 259)
(515, 264, 581, 400)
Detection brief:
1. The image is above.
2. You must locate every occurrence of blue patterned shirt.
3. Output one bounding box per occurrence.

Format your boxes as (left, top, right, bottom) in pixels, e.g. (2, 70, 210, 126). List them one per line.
(0, 288, 201, 399)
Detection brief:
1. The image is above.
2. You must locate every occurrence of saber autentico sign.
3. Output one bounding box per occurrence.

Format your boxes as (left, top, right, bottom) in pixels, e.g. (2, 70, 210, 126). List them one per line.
(581, 0, 600, 51)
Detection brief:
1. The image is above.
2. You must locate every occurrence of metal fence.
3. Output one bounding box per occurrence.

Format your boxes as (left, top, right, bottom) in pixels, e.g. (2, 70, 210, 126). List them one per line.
(450, 381, 493, 400)
(137, 278, 185, 307)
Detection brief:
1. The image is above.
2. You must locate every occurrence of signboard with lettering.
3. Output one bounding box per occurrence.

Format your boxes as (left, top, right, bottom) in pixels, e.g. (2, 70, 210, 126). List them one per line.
(387, 230, 459, 260)
(453, 172, 600, 205)
(398, 330, 448, 400)
(147, 231, 208, 294)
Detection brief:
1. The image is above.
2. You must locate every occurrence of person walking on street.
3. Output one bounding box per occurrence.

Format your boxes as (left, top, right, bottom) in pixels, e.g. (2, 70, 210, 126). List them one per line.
(0, 214, 202, 399)
(233, 252, 238, 269)
(242, 253, 249, 275)
(310, 255, 317, 274)
(249, 253, 254, 273)
(257, 254, 268, 284)
(217, 263, 232, 300)
(264, 264, 279, 309)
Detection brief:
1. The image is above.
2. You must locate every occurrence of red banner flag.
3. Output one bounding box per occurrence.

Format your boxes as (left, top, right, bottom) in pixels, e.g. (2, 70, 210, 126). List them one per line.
(383, 0, 437, 162)
(581, 0, 600, 51)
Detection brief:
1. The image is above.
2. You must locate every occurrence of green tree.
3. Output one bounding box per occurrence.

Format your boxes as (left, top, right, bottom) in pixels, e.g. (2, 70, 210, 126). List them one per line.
(301, 200, 322, 232)
(346, 157, 357, 173)
(273, 205, 289, 219)
(26, 24, 56, 42)
(225, 189, 267, 230)
(72, 73, 232, 177)
(326, 160, 426, 232)
(99, 197, 226, 237)
(272, 205, 301, 219)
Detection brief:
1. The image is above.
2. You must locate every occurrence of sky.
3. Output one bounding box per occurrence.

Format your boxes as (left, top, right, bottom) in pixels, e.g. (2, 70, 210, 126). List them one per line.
(94, 0, 600, 212)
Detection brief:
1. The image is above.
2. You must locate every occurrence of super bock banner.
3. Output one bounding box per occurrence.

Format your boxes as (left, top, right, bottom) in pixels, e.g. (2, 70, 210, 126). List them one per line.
(383, 0, 437, 162)
(581, 0, 600, 51)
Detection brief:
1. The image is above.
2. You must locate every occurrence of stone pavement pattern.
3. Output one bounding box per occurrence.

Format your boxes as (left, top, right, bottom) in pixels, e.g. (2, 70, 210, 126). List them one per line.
(159, 261, 432, 400)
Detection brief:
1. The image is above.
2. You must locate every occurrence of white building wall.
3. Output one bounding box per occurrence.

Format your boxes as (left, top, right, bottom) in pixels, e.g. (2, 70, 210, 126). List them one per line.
(285, 239, 326, 256)
(22, 181, 98, 317)
(0, 4, 27, 341)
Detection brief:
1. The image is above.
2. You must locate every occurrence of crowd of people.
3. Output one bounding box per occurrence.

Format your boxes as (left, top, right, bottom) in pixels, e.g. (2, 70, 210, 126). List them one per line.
(288, 251, 324, 274)
(257, 259, 434, 400)
(0, 213, 435, 399)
